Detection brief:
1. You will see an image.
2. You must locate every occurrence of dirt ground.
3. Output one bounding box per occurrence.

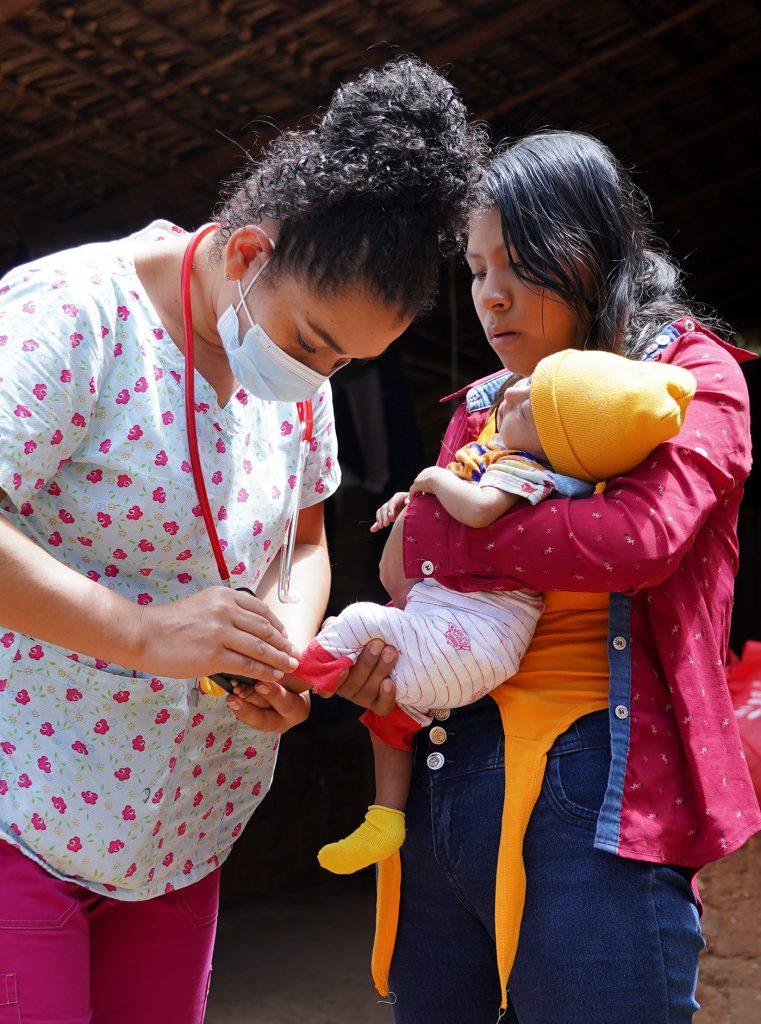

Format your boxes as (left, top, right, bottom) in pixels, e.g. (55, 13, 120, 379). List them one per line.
(206, 835, 761, 1024)
(206, 872, 391, 1024)
(695, 833, 761, 1023)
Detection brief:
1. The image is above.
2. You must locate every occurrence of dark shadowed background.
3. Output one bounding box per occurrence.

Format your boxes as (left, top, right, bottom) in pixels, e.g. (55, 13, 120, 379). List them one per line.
(1, 2, 759, 1019)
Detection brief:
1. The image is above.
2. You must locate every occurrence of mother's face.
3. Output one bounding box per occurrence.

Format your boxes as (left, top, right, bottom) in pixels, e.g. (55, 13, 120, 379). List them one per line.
(466, 206, 584, 376)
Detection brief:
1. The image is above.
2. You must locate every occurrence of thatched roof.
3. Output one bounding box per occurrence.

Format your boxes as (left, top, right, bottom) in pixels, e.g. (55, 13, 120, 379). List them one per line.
(1, 0, 759, 421)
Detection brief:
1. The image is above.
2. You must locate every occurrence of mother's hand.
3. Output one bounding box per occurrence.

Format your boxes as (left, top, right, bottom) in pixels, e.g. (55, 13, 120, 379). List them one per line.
(328, 638, 398, 715)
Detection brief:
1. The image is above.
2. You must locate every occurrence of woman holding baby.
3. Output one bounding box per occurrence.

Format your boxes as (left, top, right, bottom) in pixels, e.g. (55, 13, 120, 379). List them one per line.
(371, 131, 759, 1023)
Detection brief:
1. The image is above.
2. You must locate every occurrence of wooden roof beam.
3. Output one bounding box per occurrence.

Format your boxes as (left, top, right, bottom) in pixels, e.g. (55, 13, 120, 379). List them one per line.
(0, 77, 164, 178)
(359, 0, 569, 110)
(0, 0, 42, 20)
(639, 102, 759, 168)
(2, 21, 147, 105)
(112, 0, 343, 95)
(54, 19, 759, 248)
(587, 34, 760, 131)
(1, 2, 370, 183)
(51, 126, 280, 242)
(0, 11, 336, 175)
(109, 0, 219, 60)
(3, 10, 283, 156)
(1, 0, 566, 186)
(423, 0, 566, 66)
(37, 6, 256, 130)
(659, 162, 760, 218)
(490, 0, 722, 117)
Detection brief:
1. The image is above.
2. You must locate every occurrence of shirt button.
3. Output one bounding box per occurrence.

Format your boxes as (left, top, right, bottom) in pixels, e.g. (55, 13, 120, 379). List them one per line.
(427, 752, 445, 770)
(612, 635, 628, 651)
(429, 726, 447, 745)
(433, 708, 451, 721)
(615, 704, 629, 720)
(421, 560, 435, 576)
(683, 319, 695, 332)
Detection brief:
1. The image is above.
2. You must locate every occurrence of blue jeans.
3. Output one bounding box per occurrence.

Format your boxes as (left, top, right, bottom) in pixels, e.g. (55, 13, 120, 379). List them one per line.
(389, 702, 704, 1024)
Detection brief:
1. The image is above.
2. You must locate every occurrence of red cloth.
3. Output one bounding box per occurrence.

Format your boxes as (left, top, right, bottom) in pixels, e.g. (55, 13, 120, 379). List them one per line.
(726, 641, 761, 804)
(403, 320, 761, 867)
(360, 705, 421, 752)
(295, 640, 353, 696)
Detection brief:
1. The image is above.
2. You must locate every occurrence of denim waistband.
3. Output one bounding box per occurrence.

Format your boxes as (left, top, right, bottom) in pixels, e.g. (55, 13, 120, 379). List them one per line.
(416, 698, 610, 772)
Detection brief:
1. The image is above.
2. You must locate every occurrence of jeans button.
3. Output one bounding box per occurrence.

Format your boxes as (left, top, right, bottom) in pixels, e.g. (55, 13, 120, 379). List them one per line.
(433, 708, 451, 721)
(429, 726, 447, 745)
(426, 752, 445, 770)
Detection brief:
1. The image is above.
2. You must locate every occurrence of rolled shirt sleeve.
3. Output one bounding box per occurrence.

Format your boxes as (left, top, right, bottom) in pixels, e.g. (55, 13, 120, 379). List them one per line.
(403, 332, 751, 595)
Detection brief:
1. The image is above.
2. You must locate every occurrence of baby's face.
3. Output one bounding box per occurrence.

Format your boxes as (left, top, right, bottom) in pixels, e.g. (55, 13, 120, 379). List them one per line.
(496, 379, 547, 460)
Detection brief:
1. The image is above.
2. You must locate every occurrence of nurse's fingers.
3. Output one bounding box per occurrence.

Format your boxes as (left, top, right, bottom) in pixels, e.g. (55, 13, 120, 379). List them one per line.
(230, 681, 270, 707)
(223, 632, 299, 683)
(226, 684, 310, 734)
(233, 590, 296, 646)
(233, 605, 300, 660)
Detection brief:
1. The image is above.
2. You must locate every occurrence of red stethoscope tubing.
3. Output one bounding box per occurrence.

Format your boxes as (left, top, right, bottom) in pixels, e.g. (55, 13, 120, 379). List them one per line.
(180, 224, 313, 586)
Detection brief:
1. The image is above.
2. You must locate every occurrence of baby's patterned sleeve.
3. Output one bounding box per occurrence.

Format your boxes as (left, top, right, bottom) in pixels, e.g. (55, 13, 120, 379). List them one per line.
(479, 453, 556, 505)
(0, 267, 112, 507)
(299, 380, 341, 509)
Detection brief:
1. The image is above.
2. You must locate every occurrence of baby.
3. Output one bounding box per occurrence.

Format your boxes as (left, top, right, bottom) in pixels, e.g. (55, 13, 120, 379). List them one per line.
(244, 349, 696, 873)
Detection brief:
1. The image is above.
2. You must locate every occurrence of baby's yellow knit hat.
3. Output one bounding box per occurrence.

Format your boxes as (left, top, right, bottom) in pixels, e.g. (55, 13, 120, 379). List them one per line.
(530, 349, 696, 482)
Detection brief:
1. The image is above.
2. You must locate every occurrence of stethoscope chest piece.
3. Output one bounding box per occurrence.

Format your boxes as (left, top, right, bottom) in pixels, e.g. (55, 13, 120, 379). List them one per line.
(277, 400, 313, 604)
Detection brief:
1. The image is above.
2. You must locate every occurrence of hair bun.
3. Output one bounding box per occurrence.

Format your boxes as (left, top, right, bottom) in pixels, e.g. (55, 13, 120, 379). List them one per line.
(215, 56, 487, 316)
(316, 56, 484, 217)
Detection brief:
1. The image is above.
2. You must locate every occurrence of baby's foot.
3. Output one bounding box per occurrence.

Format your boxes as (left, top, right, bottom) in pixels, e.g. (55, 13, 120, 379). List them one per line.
(317, 805, 405, 874)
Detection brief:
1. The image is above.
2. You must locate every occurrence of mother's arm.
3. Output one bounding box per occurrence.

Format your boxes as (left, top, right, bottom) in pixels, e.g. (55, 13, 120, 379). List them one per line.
(399, 339, 751, 595)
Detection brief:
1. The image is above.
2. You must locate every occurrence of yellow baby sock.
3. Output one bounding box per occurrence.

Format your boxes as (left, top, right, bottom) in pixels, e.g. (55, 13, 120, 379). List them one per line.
(318, 805, 406, 874)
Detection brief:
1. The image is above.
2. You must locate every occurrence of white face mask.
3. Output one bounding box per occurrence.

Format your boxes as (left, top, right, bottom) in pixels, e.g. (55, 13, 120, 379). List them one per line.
(216, 249, 329, 402)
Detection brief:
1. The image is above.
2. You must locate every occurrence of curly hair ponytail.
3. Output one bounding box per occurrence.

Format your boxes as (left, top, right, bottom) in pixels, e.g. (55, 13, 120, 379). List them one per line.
(213, 57, 489, 318)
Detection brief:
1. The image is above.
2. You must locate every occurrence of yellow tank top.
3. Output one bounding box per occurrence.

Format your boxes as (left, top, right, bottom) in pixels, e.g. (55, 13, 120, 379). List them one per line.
(507, 587, 610, 696)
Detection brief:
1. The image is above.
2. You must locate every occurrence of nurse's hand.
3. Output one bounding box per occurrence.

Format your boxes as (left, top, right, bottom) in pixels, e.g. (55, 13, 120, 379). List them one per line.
(225, 683, 310, 734)
(327, 637, 398, 715)
(138, 586, 300, 682)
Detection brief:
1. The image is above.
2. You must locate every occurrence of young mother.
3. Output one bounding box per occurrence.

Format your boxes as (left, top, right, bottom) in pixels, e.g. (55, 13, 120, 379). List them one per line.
(0, 58, 486, 1023)
(378, 131, 759, 1023)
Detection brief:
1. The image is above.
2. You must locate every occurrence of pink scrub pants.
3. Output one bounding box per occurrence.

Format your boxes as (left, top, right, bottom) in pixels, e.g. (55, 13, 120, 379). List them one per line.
(0, 839, 219, 1024)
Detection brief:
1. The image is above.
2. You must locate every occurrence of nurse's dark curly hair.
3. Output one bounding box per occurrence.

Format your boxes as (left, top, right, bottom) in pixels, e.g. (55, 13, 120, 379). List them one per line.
(485, 131, 721, 358)
(213, 56, 488, 318)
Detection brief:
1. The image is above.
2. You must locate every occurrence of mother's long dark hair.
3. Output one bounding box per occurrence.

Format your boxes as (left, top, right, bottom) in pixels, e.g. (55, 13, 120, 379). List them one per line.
(485, 131, 704, 358)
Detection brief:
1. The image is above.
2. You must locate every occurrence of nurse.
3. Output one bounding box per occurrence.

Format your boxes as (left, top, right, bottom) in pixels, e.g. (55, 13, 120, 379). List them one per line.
(0, 57, 487, 1023)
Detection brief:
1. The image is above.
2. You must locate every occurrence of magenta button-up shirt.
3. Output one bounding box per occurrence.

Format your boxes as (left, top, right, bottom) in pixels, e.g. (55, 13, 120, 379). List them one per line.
(403, 319, 761, 867)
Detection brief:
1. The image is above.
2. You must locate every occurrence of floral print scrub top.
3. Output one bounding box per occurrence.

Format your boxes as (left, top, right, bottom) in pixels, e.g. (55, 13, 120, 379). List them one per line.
(0, 221, 340, 899)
